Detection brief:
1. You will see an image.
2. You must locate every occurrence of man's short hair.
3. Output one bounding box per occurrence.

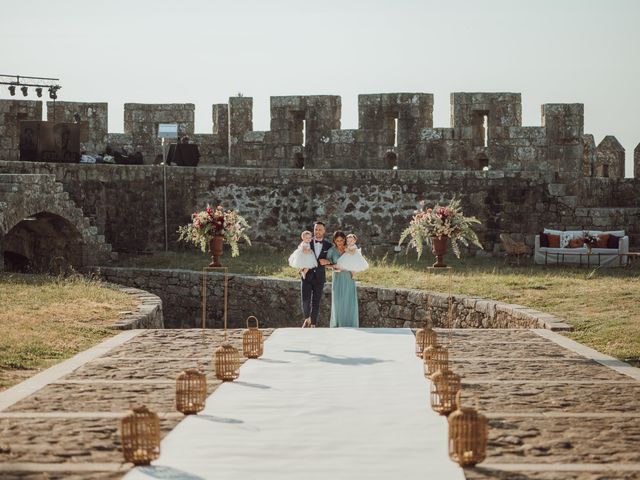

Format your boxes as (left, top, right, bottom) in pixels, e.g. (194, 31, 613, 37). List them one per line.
(314, 221, 325, 228)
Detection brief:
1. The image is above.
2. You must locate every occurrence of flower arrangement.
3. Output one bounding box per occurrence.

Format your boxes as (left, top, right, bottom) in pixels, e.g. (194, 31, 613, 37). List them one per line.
(177, 205, 251, 257)
(398, 197, 483, 258)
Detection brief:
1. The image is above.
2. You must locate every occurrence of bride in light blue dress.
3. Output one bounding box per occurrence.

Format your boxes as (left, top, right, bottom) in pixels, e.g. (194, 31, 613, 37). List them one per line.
(326, 231, 359, 328)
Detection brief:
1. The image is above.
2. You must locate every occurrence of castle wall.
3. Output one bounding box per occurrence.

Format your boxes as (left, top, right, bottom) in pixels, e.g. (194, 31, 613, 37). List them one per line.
(595, 136, 626, 179)
(0, 100, 42, 161)
(0, 93, 630, 178)
(2, 161, 638, 255)
(123, 103, 195, 164)
(46, 101, 108, 154)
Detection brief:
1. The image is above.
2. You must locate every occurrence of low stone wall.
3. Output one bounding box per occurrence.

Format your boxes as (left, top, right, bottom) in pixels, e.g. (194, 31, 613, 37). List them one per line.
(111, 284, 164, 329)
(94, 267, 570, 331)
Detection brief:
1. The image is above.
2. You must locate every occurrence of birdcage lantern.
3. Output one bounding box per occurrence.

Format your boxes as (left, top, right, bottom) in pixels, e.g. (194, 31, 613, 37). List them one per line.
(423, 344, 449, 378)
(415, 326, 437, 358)
(430, 368, 461, 416)
(448, 392, 488, 467)
(214, 342, 240, 381)
(176, 368, 207, 415)
(120, 406, 161, 465)
(243, 315, 264, 359)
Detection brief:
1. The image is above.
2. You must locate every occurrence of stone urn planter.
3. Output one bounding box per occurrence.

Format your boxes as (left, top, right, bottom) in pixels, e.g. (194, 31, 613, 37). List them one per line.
(208, 235, 225, 267)
(431, 236, 449, 268)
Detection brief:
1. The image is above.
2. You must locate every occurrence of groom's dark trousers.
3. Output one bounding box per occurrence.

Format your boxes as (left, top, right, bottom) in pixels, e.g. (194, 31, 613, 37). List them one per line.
(301, 239, 332, 326)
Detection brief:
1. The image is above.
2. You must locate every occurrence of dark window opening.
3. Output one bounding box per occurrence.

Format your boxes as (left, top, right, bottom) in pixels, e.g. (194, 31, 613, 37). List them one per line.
(294, 152, 304, 169)
(384, 150, 398, 169)
(478, 157, 489, 170)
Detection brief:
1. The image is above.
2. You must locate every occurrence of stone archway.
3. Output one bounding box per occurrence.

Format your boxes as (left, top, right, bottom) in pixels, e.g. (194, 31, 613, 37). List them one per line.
(0, 174, 115, 272)
(2, 211, 83, 273)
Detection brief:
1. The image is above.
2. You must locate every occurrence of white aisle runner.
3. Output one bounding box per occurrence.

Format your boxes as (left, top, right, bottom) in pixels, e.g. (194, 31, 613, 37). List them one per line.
(126, 328, 465, 480)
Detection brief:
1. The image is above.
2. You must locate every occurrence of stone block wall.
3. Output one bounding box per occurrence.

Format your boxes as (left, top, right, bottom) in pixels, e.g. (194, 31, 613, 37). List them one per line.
(123, 103, 195, 164)
(0, 100, 42, 161)
(635, 143, 640, 179)
(94, 267, 571, 331)
(46, 101, 108, 154)
(582, 134, 597, 177)
(596, 136, 626, 179)
(2, 161, 640, 253)
(0, 93, 634, 177)
(541, 103, 584, 176)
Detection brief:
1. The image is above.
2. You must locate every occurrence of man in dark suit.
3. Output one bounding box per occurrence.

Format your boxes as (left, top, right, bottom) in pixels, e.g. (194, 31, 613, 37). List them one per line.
(301, 221, 333, 328)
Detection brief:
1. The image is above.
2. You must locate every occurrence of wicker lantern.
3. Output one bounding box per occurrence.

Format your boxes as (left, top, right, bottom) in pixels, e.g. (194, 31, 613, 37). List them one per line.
(120, 406, 161, 466)
(448, 392, 488, 467)
(242, 315, 264, 359)
(430, 368, 461, 415)
(415, 327, 437, 358)
(176, 368, 207, 415)
(423, 344, 449, 378)
(214, 342, 240, 381)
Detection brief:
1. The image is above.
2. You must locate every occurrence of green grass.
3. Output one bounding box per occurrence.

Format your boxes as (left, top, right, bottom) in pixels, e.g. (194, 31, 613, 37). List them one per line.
(0, 273, 138, 390)
(116, 249, 640, 365)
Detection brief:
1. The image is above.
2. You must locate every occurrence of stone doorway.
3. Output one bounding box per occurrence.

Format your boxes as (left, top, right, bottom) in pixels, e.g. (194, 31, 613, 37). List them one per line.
(1, 212, 83, 273)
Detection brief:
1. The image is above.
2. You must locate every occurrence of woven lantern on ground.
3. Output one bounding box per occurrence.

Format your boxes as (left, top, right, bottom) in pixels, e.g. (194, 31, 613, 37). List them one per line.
(120, 406, 161, 466)
(448, 392, 488, 467)
(415, 326, 437, 358)
(214, 341, 240, 381)
(176, 368, 207, 415)
(423, 344, 449, 378)
(242, 315, 264, 359)
(430, 368, 461, 416)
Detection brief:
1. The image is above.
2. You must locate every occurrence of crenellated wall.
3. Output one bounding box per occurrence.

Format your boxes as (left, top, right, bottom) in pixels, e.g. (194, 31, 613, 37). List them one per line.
(47, 101, 108, 155)
(0, 100, 42, 162)
(1, 92, 634, 179)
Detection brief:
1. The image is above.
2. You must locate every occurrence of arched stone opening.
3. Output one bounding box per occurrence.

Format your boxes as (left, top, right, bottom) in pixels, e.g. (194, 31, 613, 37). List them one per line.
(2, 212, 83, 273)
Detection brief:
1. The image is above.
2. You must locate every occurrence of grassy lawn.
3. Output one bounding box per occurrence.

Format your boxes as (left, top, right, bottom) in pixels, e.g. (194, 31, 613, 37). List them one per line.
(116, 249, 640, 365)
(0, 273, 138, 391)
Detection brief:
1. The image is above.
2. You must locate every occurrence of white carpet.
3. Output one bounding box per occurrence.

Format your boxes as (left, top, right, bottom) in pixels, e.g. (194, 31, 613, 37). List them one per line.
(125, 328, 464, 480)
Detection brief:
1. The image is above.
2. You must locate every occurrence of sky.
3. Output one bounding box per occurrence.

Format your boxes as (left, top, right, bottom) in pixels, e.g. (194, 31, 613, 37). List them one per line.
(1, 0, 639, 175)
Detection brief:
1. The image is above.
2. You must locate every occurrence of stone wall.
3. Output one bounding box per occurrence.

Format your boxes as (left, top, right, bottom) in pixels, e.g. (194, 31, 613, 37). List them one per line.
(123, 103, 195, 164)
(2, 161, 639, 252)
(0, 100, 42, 161)
(1, 92, 631, 176)
(93, 267, 571, 331)
(596, 136, 626, 179)
(110, 285, 164, 329)
(634, 143, 640, 179)
(0, 173, 115, 271)
(46, 101, 108, 154)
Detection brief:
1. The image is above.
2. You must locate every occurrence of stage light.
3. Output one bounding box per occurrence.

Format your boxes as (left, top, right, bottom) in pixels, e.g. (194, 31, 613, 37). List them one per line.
(35, 87, 43, 97)
(48, 87, 57, 100)
(8, 85, 16, 96)
(21, 86, 28, 97)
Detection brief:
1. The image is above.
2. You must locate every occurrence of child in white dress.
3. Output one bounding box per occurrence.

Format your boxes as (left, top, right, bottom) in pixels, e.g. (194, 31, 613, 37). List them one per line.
(288, 230, 318, 279)
(336, 233, 369, 273)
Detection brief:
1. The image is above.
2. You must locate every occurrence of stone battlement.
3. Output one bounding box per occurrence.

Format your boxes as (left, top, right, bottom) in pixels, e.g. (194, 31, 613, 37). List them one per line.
(0, 92, 634, 178)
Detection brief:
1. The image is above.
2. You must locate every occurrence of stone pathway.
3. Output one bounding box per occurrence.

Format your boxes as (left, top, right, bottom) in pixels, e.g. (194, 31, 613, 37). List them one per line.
(0, 328, 638, 479)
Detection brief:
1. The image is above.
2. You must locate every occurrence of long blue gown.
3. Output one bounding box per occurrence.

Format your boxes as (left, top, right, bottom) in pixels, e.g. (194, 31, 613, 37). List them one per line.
(327, 246, 359, 328)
